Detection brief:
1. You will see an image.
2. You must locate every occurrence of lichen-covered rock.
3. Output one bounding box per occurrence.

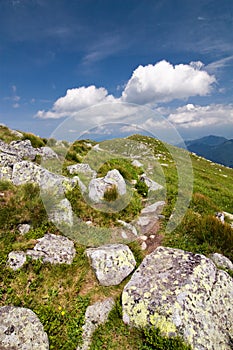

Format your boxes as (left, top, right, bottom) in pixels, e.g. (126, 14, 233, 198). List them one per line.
(77, 298, 114, 350)
(0, 152, 20, 167)
(11, 160, 76, 195)
(10, 139, 38, 160)
(88, 169, 126, 203)
(210, 252, 233, 272)
(7, 251, 27, 270)
(86, 244, 136, 286)
(0, 165, 12, 181)
(27, 233, 76, 264)
(47, 198, 73, 227)
(122, 246, 233, 350)
(0, 306, 49, 349)
(37, 146, 59, 160)
(67, 163, 96, 178)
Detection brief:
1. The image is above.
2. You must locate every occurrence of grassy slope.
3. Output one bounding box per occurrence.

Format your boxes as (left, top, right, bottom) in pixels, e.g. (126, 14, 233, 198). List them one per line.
(0, 128, 232, 349)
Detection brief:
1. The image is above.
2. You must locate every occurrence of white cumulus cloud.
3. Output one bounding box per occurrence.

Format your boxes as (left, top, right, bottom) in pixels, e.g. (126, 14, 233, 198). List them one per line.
(36, 85, 115, 119)
(121, 60, 216, 104)
(168, 104, 233, 128)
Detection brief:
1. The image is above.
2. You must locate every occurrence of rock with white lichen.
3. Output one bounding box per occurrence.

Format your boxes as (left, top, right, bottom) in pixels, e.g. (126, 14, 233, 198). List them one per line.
(27, 233, 76, 264)
(47, 198, 73, 227)
(86, 244, 136, 286)
(0, 306, 49, 349)
(122, 246, 233, 350)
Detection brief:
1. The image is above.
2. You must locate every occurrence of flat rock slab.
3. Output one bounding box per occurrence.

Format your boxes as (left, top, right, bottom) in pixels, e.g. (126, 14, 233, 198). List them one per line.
(86, 244, 136, 286)
(141, 201, 166, 215)
(77, 298, 114, 350)
(27, 233, 76, 264)
(0, 306, 49, 350)
(122, 246, 233, 350)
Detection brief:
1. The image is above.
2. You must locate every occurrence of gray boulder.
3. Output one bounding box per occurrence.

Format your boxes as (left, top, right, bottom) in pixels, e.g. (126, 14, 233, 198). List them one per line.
(10, 139, 38, 160)
(37, 146, 59, 160)
(77, 298, 114, 350)
(7, 251, 27, 270)
(88, 169, 126, 203)
(47, 198, 73, 227)
(122, 246, 233, 350)
(0, 306, 49, 349)
(210, 253, 233, 272)
(140, 174, 163, 191)
(67, 163, 96, 178)
(27, 233, 76, 264)
(86, 244, 136, 286)
(12, 160, 76, 195)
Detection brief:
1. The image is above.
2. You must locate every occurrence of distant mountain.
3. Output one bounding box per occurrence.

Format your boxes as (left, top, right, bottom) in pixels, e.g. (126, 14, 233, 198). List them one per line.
(180, 135, 233, 168)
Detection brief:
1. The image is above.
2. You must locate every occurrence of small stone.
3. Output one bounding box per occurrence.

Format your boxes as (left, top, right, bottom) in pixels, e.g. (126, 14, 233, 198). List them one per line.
(121, 231, 128, 239)
(141, 242, 147, 250)
(139, 235, 148, 241)
(18, 223, 31, 235)
(7, 251, 27, 270)
(150, 235, 155, 239)
(132, 159, 143, 167)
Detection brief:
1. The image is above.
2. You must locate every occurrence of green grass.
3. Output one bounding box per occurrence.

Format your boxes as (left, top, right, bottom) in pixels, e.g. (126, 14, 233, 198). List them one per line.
(0, 125, 22, 143)
(0, 130, 233, 349)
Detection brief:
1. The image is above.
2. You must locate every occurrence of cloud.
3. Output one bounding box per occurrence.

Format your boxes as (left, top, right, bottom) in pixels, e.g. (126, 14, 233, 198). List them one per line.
(36, 60, 216, 120)
(82, 35, 122, 65)
(121, 60, 216, 104)
(36, 85, 116, 119)
(168, 103, 233, 128)
(206, 55, 233, 73)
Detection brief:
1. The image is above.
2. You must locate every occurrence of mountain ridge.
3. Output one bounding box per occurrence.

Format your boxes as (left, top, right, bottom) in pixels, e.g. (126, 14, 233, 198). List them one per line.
(178, 135, 233, 168)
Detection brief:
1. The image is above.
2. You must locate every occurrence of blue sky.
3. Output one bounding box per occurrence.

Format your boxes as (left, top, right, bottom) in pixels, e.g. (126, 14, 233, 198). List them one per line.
(0, 0, 233, 141)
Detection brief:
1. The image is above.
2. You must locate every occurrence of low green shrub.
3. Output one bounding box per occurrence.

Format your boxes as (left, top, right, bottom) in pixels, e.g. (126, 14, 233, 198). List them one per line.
(22, 132, 45, 148)
(103, 185, 119, 202)
(135, 179, 149, 197)
(139, 327, 191, 350)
